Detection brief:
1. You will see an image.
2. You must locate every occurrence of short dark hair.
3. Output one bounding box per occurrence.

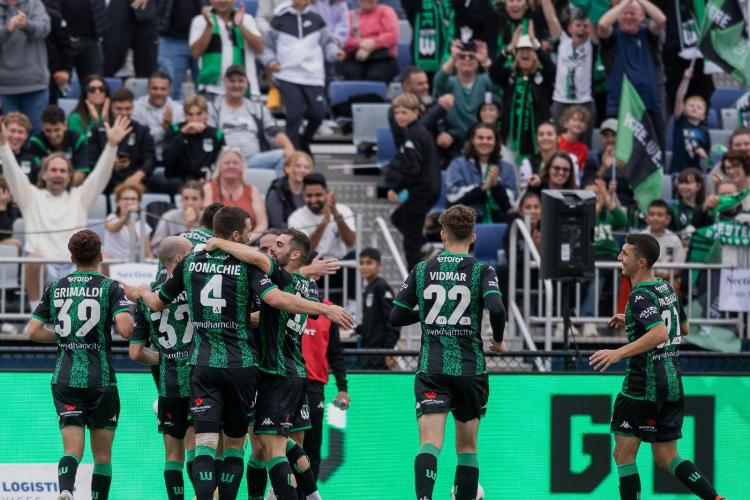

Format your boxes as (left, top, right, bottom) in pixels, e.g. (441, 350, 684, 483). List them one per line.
(729, 127, 750, 149)
(200, 203, 224, 229)
(303, 173, 327, 190)
(464, 122, 502, 164)
(68, 230, 101, 266)
(149, 70, 172, 84)
(400, 66, 426, 84)
(647, 199, 671, 214)
(110, 88, 135, 103)
(439, 205, 477, 242)
(721, 150, 750, 176)
(180, 180, 204, 196)
(359, 247, 381, 263)
(625, 233, 660, 269)
(283, 228, 312, 263)
(41, 105, 66, 125)
(212, 206, 249, 239)
(261, 228, 282, 239)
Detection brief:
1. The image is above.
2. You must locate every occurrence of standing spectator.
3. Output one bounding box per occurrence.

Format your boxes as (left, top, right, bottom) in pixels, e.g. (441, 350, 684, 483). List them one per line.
(0, 112, 35, 177)
(484, 0, 547, 59)
(557, 105, 591, 168)
(67, 73, 110, 136)
(340, 0, 399, 83)
(59, 0, 108, 80)
(446, 122, 515, 223)
(203, 148, 269, 241)
(518, 121, 561, 191)
(88, 88, 156, 193)
(189, 0, 264, 99)
(288, 173, 356, 259)
(401, 0, 453, 78)
(157, 94, 224, 195)
(208, 65, 294, 173)
(670, 66, 710, 174)
(598, 0, 667, 148)
(151, 181, 205, 252)
(103, 181, 153, 260)
(261, 0, 344, 153)
(489, 31, 555, 160)
(384, 93, 441, 270)
(254, 0, 288, 111)
(0, 0, 51, 132)
(156, 0, 207, 100)
(312, 0, 349, 46)
(0, 115, 130, 310)
(103, 0, 158, 77)
(43, 0, 74, 104)
(28, 105, 89, 185)
(132, 71, 184, 163)
(266, 151, 313, 229)
(433, 39, 500, 152)
(356, 247, 399, 369)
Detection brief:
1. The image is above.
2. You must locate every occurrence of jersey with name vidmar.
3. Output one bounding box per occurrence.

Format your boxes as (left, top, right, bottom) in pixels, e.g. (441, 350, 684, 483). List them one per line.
(33, 271, 130, 388)
(394, 251, 502, 376)
(623, 279, 687, 402)
(159, 250, 277, 369)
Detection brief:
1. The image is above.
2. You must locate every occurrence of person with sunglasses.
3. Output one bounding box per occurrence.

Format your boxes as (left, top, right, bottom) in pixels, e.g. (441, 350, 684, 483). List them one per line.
(68, 74, 110, 136)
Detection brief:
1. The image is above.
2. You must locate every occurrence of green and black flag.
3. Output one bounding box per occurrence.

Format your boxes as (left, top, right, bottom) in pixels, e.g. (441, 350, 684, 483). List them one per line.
(615, 77, 664, 214)
(699, 0, 750, 85)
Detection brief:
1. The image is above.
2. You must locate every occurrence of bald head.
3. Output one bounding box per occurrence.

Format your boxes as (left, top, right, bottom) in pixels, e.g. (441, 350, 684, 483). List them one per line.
(158, 236, 193, 274)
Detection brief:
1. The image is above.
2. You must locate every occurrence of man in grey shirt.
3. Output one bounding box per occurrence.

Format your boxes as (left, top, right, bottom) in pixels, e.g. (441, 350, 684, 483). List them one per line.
(132, 71, 184, 162)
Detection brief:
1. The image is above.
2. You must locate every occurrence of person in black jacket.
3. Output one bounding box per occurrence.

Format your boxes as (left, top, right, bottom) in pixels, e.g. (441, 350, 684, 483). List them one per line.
(27, 105, 90, 185)
(357, 248, 399, 369)
(385, 92, 442, 271)
(157, 94, 224, 195)
(87, 88, 156, 193)
(156, 0, 207, 100)
(59, 0, 109, 80)
(42, 0, 75, 104)
(103, 0, 158, 78)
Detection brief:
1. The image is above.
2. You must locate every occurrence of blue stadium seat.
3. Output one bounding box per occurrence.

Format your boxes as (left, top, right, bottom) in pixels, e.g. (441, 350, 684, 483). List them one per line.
(105, 77, 123, 92)
(473, 223, 508, 267)
(397, 42, 412, 73)
(58, 98, 78, 117)
(430, 171, 448, 212)
(328, 81, 388, 108)
(665, 116, 674, 151)
(376, 126, 395, 166)
(67, 76, 81, 99)
(710, 87, 745, 111)
(244, 0, 258, 14)
(707, 108, 720, 129)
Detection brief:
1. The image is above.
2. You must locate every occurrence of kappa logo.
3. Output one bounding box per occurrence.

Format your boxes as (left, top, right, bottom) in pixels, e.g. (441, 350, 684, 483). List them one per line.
(620, 421, 632, 430)
(63, 404, 76, 411)
(317, 401, 324, 409)
(634, 295, 643, 302)
(261, 418, 274, 426)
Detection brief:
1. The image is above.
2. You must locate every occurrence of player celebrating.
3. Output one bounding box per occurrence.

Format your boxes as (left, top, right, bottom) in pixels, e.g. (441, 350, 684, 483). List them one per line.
(139, 207, 352, 500)
(590, 234, 725, 500)
(27, 230, 133, 500)
(206, 228, 323, 500)
(129, 236, 195, 500)
(389, 205, 507, 500)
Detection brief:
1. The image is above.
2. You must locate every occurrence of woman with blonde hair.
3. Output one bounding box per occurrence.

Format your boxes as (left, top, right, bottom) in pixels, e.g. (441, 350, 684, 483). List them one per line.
(266, 151, 314, 229)
(203, 148, 268, 241)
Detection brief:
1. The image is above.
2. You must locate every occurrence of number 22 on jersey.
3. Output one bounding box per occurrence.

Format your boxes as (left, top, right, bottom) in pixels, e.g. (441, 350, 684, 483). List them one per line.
(423, 284, 471, 326)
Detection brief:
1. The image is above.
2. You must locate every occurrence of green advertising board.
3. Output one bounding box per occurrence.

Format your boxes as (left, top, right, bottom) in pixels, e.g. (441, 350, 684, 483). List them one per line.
(1, 373, 748, 498)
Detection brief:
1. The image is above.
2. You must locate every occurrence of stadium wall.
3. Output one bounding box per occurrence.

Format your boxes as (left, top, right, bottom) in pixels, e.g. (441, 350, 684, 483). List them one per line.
(1, 373, 748, 499)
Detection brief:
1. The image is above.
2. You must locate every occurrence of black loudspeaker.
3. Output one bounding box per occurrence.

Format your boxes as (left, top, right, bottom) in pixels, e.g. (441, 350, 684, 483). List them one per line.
(540, 190, 596, 280)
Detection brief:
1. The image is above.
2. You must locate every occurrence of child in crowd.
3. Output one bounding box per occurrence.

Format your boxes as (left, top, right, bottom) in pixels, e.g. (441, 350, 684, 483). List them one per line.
(356, 248, 399, 369)
(477, 93, 503, 134)
(670, 167, 705, 234)
(28, 105, 90, 185)
(671, 66, 710, 174)
(151, 181, 205, 253)
(103, 182, 153, 261)
(557, 104, 590, 168)
(641, 199, 685, 285)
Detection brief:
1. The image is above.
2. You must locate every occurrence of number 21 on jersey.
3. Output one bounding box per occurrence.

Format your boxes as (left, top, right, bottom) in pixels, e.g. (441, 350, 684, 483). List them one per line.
(657, 307, 681, 348)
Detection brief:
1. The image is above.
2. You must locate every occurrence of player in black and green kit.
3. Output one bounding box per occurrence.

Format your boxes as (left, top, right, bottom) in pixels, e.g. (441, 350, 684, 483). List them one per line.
(27, 230, 133, 500)
(207, 228, 324, 500)
(129, 235, 195, 500)
(389, 205, 507, 500)
(139, 207, 353, 500)
(590, 234, 725, 500)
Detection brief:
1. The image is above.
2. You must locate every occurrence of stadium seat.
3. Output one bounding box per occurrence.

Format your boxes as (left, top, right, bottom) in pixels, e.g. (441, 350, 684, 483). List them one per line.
(244, 0, 258, 14)
(710, 87, 745, 112)
(473, 223, 508, 267)
(707, 109, 720, 129)
(88, 194, 108, 220)
(125, 77, 149, 99)
(58, 98, 78, 117)
(376, 126, 395, 166)
(11, 218, 23, 248)
(397, 42, 412, 73)
(430, 171, 448, 212)
(352, 103, 391, 147)
(388, 82, 403, 99)
(87, 219, 106, 241)
(0, 245, 20, 312)
(665, 116, 674, 151)
(328, 81, 388, 108)
(721, 108, 739, 130)
(398, 20, 412, 44)
(68, 75, 81, 99)
(244, 168, 277, 197)
(108, 192, 171, 211)
(105, 77, 123, 92)
(710, 129, 732, 149)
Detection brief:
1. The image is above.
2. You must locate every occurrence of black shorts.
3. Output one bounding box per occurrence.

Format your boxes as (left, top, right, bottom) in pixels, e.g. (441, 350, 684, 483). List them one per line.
(414, 373, 489, 422)
(307, 389, 325, 418)
(52, 384, 120, 430)
(611, 393, 684, 443)
(190, 365, 256, 438)
(254, 373, 308, 437)
(158, 396, 192, 439)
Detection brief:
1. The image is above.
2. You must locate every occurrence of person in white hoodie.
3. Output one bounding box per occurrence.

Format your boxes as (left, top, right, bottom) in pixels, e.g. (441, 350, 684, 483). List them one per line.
(262, 0, 343, 153)
(0, 115, 131, 309)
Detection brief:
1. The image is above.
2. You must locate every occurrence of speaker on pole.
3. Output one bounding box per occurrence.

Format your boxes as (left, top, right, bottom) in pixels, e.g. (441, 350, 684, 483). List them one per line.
(540, 190, 596, 281)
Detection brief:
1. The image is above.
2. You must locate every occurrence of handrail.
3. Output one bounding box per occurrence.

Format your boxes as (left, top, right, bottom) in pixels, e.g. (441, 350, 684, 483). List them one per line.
(509, 301, 547, 372)
(373, 216, 408, 279)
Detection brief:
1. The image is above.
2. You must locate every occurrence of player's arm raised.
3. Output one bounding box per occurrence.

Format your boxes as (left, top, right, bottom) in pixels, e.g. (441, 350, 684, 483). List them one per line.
(27, 318, 56, 343)
(262, 288, 354, 329)
(205, 237, 272, 274)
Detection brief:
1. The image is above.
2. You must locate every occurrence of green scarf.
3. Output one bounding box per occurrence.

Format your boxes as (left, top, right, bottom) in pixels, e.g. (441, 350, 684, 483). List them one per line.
(198, 11, 245, 86)
(708, 187, 750, 217)
(508, 75, 536, 156)
(688, 219, 750, 284)
(497, 17, 527, 68)
(482, 163, 501, 223)
(413, 0, 454, 73)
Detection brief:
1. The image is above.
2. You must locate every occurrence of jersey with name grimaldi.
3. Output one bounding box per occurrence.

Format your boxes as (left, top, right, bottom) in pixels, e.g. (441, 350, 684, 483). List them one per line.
(159, 250, 277, 369)
(132, 279, 193, 398)
(394, 251, 502, 376)
(622, 279, 686, 402)
(33, 271, 130, 388)
(257, 260, 320, 377)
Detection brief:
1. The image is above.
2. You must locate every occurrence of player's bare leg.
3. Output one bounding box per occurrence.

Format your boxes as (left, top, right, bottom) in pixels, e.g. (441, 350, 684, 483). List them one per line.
(247, 431, 267, 500)
(415, 413, 447, 499)
(652, 441, 724, 500)
(453, 419, 479, 500)
(57, 426, 84, 500)
(90, 428, 115, 500)
(613, 435, 641, 500)
(260, 434, 298, 500)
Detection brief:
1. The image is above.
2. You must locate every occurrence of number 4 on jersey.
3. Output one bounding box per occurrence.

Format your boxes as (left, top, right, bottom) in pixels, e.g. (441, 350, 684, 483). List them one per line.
(200, 275, 226, 313)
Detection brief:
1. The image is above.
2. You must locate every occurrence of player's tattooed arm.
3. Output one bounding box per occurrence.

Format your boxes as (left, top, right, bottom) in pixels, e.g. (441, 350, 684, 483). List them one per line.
(205, 237, 272, 274)
(128, 343, 159, 365)
(26, 318, 56, 343)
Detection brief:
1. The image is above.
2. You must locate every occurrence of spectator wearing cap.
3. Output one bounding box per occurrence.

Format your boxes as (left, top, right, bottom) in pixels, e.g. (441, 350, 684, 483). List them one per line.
(477, 93, 503, 135)
(583, 117, 618, 184)
(0, 0, 51, 132)
(0, 112, 35, 177)
(189, 0, 264, 100)
(103, 0, 158, 78)
(489, 31, 555, 160)
(208, 65, 294, 173)
(58, 0, 109, 80)
(132, 71, 184, 163)
(593, 117, 637, 211)
(340, 0, 399, 83)
(157, 0, 207, 101)
(598, 0, 666, 149)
